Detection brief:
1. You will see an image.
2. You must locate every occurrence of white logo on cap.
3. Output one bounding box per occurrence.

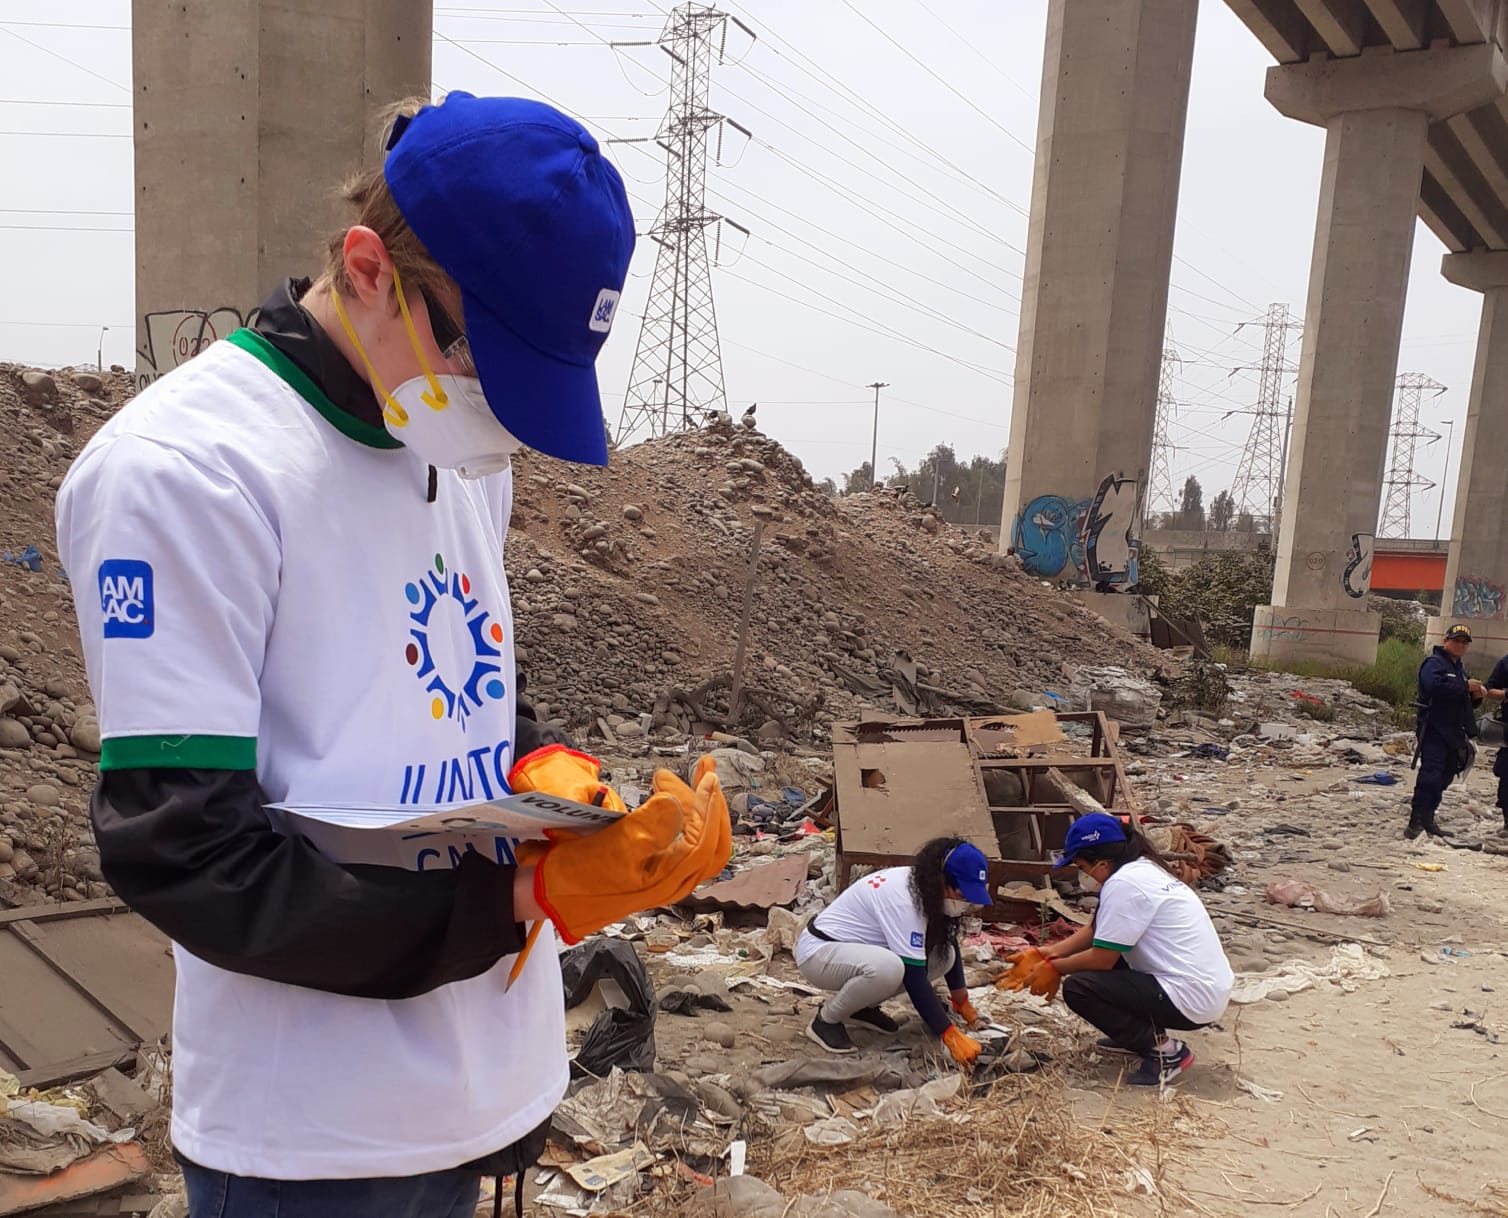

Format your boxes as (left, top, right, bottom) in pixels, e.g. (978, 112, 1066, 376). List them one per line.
(589, 288, 620, 334)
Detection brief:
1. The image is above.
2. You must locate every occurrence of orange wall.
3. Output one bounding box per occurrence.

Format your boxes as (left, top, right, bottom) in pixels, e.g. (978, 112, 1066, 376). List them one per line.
(1371, 550, 1446, 592)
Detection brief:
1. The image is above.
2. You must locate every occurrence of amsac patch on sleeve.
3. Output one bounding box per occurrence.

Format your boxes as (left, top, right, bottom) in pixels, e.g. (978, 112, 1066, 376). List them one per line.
(99, 559, 154, 638)
(910, 931, 924, 950)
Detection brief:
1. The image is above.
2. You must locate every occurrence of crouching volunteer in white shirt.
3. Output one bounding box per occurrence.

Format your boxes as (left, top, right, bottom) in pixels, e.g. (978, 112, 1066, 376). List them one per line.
(795, 837, 992, 1066)
(997, 813, 1232, 1087)
(56, 92, 730, 1218)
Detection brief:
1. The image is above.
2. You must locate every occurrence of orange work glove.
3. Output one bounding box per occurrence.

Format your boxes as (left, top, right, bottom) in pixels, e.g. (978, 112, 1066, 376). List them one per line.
(995, 947, 1046, 992)
(941, 1025, 982, 1067)
(1023, 957, 1062, 1001)
(514, 756, 731, 944)
(951, 995, 981, 1026)
(507, 745, 627, 813)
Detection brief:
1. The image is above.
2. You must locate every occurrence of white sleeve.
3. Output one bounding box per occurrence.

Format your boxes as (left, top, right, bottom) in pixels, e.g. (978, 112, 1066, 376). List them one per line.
(56, 435, 280, 770)
(1093, 878, 1155, 953)
(876, 885, 928, 965)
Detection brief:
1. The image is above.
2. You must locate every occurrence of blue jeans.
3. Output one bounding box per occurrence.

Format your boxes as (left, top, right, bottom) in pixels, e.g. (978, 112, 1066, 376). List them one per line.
(181, 1160, 482, 1218)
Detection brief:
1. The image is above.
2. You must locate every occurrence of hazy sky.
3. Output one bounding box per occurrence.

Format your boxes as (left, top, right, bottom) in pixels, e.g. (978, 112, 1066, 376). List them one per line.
(0, 1, 1483, 537)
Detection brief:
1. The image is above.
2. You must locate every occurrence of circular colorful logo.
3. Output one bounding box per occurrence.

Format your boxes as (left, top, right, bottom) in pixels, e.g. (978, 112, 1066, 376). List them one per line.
(403, 553, 505, 730)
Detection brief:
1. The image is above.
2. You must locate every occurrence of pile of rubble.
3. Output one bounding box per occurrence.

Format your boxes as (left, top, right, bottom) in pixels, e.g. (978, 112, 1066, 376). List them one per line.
(0, 364, 128, 906)
(0, 359, 1165, 908)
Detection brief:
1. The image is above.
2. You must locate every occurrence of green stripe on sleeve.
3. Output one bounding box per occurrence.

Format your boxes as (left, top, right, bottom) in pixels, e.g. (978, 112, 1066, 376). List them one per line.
(100, 735, 257, 771)
(1092, 939, 1134, 953)
(900, 957, 926, 968)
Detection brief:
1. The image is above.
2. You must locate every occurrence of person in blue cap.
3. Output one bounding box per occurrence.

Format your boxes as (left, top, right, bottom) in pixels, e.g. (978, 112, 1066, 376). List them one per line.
(997, 813, 1232, 1087)
(1409, 624, 1484, 839)
(795, 836, 992, 1065)
(55, 93, 730, 1218)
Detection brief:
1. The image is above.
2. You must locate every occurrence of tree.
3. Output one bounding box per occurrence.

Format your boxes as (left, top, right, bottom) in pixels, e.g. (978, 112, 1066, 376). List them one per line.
(818, 477, 838, 497)
(1176, 476, 1205, 531)
(840, 461, 874, 495)
(1209, 489, 1235, 533)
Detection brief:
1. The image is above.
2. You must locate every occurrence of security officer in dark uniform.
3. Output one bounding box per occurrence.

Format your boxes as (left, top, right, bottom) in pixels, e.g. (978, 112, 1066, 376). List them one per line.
(1410, 624, 1484, 839)
(1483, 650, 1508, 832)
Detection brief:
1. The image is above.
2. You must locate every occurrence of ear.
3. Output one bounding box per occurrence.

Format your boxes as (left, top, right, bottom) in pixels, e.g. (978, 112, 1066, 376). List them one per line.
(341, 226, 392, 307)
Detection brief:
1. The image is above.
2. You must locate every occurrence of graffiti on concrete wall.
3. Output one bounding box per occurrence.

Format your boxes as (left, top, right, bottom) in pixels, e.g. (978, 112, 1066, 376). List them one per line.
(136, 306, 260, 392)
(1453, 575, 1507, 620)
(1342, 532, 1373, 599)
(1013, 473, 1142, 587)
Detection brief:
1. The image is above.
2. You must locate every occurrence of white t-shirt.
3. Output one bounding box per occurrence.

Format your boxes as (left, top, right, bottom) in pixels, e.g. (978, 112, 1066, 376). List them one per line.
(56, 331, 566, 1179)
(1093, 857, 1233, 1024)
(796, 867, 928, 966)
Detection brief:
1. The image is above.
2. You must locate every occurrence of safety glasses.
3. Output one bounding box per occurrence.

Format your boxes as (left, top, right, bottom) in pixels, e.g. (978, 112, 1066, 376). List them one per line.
(420, 286, 475, 374)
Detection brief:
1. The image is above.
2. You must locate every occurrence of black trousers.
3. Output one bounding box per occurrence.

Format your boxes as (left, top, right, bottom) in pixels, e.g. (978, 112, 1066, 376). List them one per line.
(1496, 748, 1508, 813)
(1412, 733, 1455, 821)
(1062, 964, 1203, 1056)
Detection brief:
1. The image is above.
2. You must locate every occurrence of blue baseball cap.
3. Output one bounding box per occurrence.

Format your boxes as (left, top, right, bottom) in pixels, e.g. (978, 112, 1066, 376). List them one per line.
(943, 842, 993, 906)
(385, 93, 636, 466)
(1055, 812, 1127, 867)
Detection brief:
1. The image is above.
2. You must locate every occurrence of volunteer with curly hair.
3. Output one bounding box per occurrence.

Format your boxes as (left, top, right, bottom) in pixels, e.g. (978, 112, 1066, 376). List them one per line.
(997, 813, 1232, 1087)
(57, 92, 730, 1218)
(796, 836, 992, 1066)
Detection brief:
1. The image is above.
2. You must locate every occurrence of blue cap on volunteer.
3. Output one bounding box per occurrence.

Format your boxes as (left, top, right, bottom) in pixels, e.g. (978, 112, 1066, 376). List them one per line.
(384, 92, 636, 467)
(943, 842, 993, 906)
(1055, 812, 1128, 867)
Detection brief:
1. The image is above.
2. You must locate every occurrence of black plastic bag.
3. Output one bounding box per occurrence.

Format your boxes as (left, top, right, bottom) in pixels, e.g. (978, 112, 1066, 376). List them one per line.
(560, 939, 657, 1076)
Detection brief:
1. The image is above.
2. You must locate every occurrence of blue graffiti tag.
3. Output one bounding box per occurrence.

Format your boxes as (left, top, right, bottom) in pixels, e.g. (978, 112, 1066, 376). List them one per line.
(1013, 494, 1076, 577)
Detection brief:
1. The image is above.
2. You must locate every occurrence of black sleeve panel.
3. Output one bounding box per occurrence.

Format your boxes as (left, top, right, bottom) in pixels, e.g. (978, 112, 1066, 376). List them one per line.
(94, 768, 525, 1000)
(945, 934, 966, 993)
(902, 962, 952, 1037)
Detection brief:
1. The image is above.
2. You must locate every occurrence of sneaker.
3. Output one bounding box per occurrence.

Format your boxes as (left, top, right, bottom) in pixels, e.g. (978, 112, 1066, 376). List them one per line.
(1095, 1038, 1140, 1057)
(1424, 819, 1455, 839)
(850, 1006, 900, 1033)
(806, 1015, 856, 1054)
(1127, 1041, 1193, 1087)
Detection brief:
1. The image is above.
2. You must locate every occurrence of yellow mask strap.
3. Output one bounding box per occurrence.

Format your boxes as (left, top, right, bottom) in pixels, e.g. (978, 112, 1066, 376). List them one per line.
(330, 286, 409, 428)
(391, 266, 449, 412)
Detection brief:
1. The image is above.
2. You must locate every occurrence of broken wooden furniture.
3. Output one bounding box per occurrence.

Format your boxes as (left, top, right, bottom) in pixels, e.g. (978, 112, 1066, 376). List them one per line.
(830, 711, 1138, 920)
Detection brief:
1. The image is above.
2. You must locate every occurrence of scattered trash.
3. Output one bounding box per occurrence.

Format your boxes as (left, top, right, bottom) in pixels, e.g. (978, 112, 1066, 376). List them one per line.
(1235, 1077, 1284, 1103)
(565, 1142, 655, 1192)
(1230, 944, 1390, 1004)
(1264, 879, 1390, 917)
(1353, 772, 1397, 786)
(560, 939, 657, 1076)
(0, 545, 41, 573)
(803, 1116, 860, 1146)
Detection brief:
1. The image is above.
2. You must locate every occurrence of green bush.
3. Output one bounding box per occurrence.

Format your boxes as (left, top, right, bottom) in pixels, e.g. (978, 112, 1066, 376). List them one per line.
(1151, 550, 1275, 650)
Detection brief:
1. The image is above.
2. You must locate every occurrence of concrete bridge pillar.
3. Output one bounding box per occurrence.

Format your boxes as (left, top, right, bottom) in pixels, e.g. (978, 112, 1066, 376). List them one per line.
(999, 0, 1198, 589)
(1425, 251, 1508, 672)
(132, 0, 431, 394)
(1250, 44, 1508, 667)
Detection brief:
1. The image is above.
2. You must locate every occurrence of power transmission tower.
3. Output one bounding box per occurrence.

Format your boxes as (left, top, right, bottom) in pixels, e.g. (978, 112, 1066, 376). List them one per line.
(616, 4, 753, 444)
(1377, 373, 1444, 538)
(1228, 303, 1301, 532)
(1147, 345, 1180, 519)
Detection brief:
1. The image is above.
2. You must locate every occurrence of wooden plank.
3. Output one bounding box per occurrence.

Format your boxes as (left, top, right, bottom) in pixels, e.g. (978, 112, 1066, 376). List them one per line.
(0, 898, 127, 927)
(11, 921, 161, 1046)
(975, 757, 1118, 769)
(14, 1049, 136, 1092)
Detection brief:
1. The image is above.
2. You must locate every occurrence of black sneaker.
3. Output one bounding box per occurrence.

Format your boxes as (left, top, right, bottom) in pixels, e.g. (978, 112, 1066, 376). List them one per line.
(1128, 1041, 1193, 1087)
(1095, 1037, 1139, 1057)
(1424, 819, 1455, 839)
(806, 1014, 856, 1054)
(850, 1006, 900, 1033)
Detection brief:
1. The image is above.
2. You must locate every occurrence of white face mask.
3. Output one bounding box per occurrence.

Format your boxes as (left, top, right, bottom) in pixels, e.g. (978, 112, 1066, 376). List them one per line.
(332, 267, 524, 479)
(942, 898, 972, 918)
(387, 373, 523, 479)
(1078, 871, 1102, 893)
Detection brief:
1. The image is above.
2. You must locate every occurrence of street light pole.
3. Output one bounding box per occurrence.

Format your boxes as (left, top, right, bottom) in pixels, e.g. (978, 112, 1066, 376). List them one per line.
(866, 381, 888, 490)
(1434, 419, 1456, 545)
(97, 326, 109, 372)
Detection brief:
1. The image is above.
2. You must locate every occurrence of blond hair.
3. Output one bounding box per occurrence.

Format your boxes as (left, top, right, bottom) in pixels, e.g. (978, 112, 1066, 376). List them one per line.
(320, 96, 451, 308)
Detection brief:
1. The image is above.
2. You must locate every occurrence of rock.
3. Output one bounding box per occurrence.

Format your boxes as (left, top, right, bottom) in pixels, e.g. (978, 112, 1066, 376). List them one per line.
(623, 504, 644, 522)
(42, 677, 68, 699)
(11, 850, 37, 881)
(68, 716, 101, 753)
(703, 1020, 736, 1048)
(25, 783, 60, 808)
(525, 568, 545, 583)
(0, 838, 11, 864)
(1417, 899, 1444, 914)
(21, 370, 57, 404)
(0, 682, 20, 715)
(1328, 860, 1351, 873)
(0, 719, 28, 749)
(71, 371, 104, 394)
(756, 719, 785, 742)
